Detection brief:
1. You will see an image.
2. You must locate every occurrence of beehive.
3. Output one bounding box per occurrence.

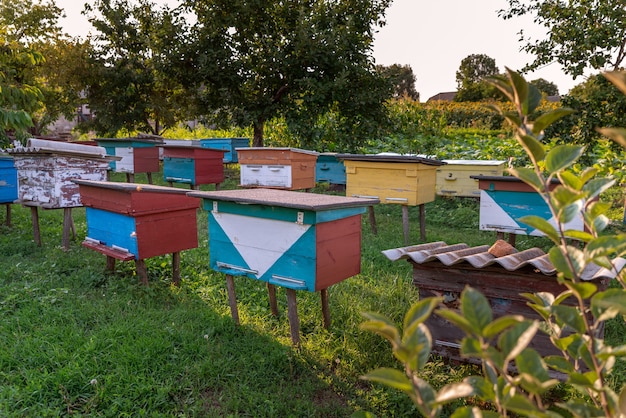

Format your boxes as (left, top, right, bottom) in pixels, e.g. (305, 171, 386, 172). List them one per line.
(436, 160, 506, 197)
(76, 180, 199, 261)
(337, 154, 445, 206)
(96, 137, 161, 176)
(315, 153, 346, 185)
(9, 139, 112, 208)
(383, 241, 620, 377)
(472, 175, 584, 236)
(198, 137, 250, 163)
(161, 145, 226, 187)
(0, 155, 18, 204)
(237, 148, 319, 190)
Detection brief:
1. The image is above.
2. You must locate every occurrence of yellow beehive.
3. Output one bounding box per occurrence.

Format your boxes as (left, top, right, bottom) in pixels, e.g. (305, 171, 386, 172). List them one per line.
(436, 160, 506, 198)
(338, 154, 445, 206)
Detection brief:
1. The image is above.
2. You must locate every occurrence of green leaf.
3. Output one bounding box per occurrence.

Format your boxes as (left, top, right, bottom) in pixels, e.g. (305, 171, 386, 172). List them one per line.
(604, 71, 626, 95)
(548, 246, 585, 279)
(517, 133, 546, 163)
(436, 309, 475, 336)
(557, 400, 605, 418)
(598, 127, 626, 149)
(563, 229, 594, 242)
(545, 144, 585, 174)
(618, 383, 626, 417)
(504, 394, 545, 416)
(434, 381, 475, 404)
(516, 349, 552, 382)
(518, 215, 559, 243)
(532, 108, 576, 134)
(450, 407, 501, 418)
(544, 355, 575, 374)
(566, 281, 597, 300)
(585, 235, 626, 260)
(508, 166, 544, 191)
(557, 170, 583, 190)
(460, 287, 493, 335)
(360, 312, 401, 346)
(482, 315, 525, 339)
(583, 177, 616, 201)
(361, 368, 412, 393)
(559, 200, 584, 225)
(591, 289, 626, 319)
(499, 320, 539, 362)
(552, 305, 586, 333)
(403, 297, 442, 332)
(400, 323, 432, 372)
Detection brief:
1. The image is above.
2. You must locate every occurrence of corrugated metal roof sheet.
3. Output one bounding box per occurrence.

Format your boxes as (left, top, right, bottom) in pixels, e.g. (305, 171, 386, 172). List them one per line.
(7, 138, 112, 159)
(382, 240, 625, 281)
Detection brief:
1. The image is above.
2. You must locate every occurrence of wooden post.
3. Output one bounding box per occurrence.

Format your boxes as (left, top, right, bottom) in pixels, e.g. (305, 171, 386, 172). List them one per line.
(135, 259, 148, 285)
(508, 233, 517, 247)
(320, 288, 330, 329)
(167, 181, 173, 187)
(146, 172, 153, 185)
(105, 256, 116, 273)
(286, 288, 300, 346)
(419, 203, 426, 241)
(402, 205, 410, 245)
(30, 206, 41, 246)
(225, 274, 240, 325)
(126, 173, 135, 183)
(368, 205, 377, 235)
(4, 204, 10, 227)
(215, 183, 221, 191)
(172, 252, 181, 286)
(267, 283, 279, 317)
(62, 208, 72, 251)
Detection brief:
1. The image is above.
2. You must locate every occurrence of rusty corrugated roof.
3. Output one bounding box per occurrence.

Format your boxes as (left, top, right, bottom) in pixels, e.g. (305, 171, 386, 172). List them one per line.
(382, 240, 625, 281)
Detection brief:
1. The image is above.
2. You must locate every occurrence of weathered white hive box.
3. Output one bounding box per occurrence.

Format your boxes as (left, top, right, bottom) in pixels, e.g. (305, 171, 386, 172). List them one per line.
(436, 160, 506, 197)
(8, 139, 114, 208)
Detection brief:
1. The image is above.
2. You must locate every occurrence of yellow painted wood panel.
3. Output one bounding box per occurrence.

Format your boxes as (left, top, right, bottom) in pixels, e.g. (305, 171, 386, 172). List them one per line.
(436, 162, 505, 197)
(344, 160, 437, 206)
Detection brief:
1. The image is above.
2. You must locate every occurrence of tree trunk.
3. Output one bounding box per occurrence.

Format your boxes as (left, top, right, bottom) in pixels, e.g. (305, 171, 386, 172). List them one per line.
(252, 119, 264, 147)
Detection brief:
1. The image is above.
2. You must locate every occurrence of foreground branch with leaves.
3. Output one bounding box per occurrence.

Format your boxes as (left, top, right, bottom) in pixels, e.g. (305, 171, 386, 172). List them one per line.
(358, 68, 626, 417)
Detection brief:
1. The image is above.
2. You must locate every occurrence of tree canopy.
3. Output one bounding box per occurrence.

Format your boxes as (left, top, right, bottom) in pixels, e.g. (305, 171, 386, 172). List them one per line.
(454, 54, 500, 102)
(530, 78, 559, 97)
(376, 64, 419, 101)
(80, 0, 190, 136)
(179, 0, 393, 149)
(500, 0, 626, 78)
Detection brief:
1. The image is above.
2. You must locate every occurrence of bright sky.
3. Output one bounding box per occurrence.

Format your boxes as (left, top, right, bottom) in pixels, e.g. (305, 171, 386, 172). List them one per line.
(57, 0, 582, 101)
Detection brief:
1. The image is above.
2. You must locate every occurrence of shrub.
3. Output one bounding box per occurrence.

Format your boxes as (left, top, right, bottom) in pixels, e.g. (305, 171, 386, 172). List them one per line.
(358, 68, 626, 417)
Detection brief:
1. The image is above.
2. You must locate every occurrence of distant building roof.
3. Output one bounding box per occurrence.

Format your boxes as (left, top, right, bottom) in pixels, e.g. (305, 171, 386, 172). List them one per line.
(427, 91, 457, 102)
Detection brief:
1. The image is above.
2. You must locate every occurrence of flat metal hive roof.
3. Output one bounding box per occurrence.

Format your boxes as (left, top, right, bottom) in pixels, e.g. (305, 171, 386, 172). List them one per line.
(383, 240, 624, 281)
(189, 188, 379, 210)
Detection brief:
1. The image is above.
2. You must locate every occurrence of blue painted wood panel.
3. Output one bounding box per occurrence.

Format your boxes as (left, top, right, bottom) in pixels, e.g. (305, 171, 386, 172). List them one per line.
(199, 138, 250, 163)
(316, 154, 346, 184)
(0, 157, 18, 203)
(85, 207, 139, 258)
(163, 157, 195, 184)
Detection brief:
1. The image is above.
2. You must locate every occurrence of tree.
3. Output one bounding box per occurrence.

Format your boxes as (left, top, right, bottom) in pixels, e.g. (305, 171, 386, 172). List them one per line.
(546, 73, 626, 158)
(531, 77, 558, 96)
(499, 0, 626, 78)
(0, 0, 80, 140)
(454, 53, 500, 102)
(376, 64, 419, 100)
(80, 0, 191, 136)
(179, 0, 393, 149)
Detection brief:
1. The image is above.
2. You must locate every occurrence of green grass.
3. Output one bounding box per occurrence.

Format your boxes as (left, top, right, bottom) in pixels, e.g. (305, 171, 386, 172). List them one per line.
(0, 169, 625, 417)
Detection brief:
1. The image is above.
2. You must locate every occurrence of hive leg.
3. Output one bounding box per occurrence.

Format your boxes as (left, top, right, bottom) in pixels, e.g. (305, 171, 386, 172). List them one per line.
(368, 206, 377, 235)
(172, 252, 181, 286)
(402, 205, 410, 245)
(419, 203, 426, 241)
(267, 283, 279, 317)
(320, 288, 330, 329)
(225, 274, 240, 325)
(135, 259, 148, 285)
(286, 289, 300, 346)
(30, 206, 41, 246)
(62, 208, 72, 251)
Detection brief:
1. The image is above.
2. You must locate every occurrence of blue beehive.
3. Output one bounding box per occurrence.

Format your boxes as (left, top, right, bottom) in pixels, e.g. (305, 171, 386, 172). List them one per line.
(198, 137, 250, 163)
(315, 153, 346, 185)
(0, 155, 18, 204)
